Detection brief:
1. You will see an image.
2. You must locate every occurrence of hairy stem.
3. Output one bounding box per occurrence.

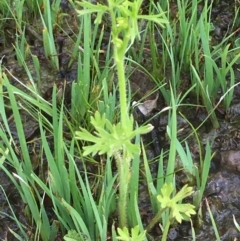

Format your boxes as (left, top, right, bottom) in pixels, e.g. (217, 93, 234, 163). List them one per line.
(115, 56, 128, 127)
(146, 207, 167, 233)
(109, 5, 132, 228)
(115, 151, 130, 227)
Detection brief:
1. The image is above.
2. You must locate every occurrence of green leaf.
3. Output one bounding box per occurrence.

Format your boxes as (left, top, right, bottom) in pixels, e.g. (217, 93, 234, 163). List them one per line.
(172, 184, 195, 203)
(157, 183, 196, 224)
(77, 1, 108, 14)
(63, 230, 84, 241)
(171, 203, 196, 223)
(139, 13, 168, 28)
(75, 129, 99, 142)
(157, 183, 174, 208)
(116, 225, 146, 241)
(233, 215, 240, 232)
(131, 225, 146, 240)
(75, 111, 151, 158)
(117, 227, 129, 240)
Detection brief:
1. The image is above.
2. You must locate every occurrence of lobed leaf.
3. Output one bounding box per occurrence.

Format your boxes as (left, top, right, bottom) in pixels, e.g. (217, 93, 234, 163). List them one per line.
(157, 183, 196, 224)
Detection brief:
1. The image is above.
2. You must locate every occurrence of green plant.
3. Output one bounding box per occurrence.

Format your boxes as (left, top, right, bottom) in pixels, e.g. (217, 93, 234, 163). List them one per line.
(0, 69, 117, 240)
(156, 0, 201, 99)
(156, 0, 240, 127)
(205, 198, 221, 241)
(175, 114, 213, 208)
(2, 0, 237, 240)
(75, 0, 167, 229)
(141, 88, 200, 240)
(64, 230, 84, 241)
(233, 215, 240, 232)
(0, 72, 52, 240)
(0, 2, 118, 239)
(38, 0, 59, 70)
(147, 183, 196, 241)
(0, 186, 28, 240)
(116, 226, 146, 241)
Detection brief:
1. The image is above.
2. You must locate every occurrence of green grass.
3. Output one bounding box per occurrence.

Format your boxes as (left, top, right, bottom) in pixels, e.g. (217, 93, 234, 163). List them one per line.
(0, 0, 239, 240)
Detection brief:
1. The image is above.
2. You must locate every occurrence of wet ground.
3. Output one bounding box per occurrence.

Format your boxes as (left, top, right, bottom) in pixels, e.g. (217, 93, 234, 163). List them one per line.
(1, 0, 240, 240)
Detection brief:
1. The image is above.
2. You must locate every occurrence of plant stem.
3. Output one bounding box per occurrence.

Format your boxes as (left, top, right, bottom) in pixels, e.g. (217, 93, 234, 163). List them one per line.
(108, 5, 132, 228)
(146, 207, 167, 232)
(161, 218, 171, 241)
(115, 56, 128, 127)
(115, 151, 130, 227)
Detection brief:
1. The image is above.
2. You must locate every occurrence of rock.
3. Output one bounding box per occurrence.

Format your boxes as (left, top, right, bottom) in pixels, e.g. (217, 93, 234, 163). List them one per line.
(220, 150, 240, 172)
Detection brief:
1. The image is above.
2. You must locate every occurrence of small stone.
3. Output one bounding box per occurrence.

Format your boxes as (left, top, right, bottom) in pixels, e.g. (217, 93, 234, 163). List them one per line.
(220, 150, 240, 172)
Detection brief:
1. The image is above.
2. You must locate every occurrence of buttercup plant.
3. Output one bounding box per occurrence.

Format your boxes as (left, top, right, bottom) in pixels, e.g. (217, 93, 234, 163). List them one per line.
(147, 183, 196, 241)
(116, 225, 146, 241)
(75, 0, 167, 228)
